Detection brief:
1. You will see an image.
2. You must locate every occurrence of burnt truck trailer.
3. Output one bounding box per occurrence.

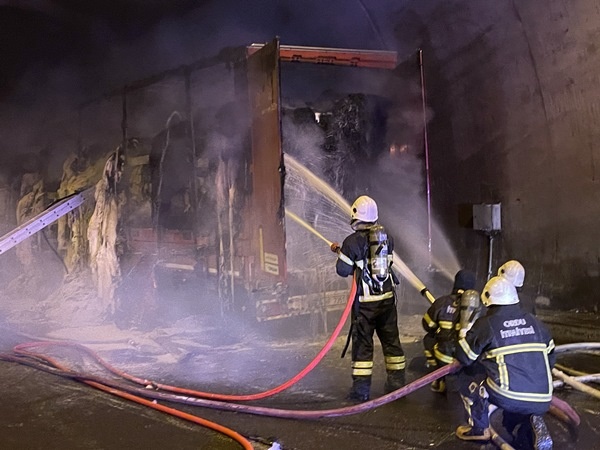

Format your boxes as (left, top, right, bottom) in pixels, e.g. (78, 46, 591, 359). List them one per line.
(116, 38, 399, 326)
(3, 38, 400, 327)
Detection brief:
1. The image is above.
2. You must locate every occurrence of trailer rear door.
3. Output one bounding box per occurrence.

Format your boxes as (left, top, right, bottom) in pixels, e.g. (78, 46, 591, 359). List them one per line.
(245, 38, 287, 287)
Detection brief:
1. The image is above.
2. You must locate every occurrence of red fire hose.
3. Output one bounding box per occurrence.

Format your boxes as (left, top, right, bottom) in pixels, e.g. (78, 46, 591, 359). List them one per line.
(0, 277, 582, 447)
(0, 350, 254, 450)
(0, 349, 460, 418)
(13, 279, 358, 402)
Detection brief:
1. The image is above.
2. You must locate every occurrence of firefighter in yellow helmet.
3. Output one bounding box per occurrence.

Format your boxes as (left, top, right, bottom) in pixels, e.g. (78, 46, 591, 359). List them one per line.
(330, 195, 405, 401)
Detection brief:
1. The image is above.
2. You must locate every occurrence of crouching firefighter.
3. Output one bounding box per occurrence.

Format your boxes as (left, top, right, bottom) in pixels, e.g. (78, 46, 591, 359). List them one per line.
(421, 269, 478, 393)
(454, 276, 555, 450)
(330, 195, 406, 402)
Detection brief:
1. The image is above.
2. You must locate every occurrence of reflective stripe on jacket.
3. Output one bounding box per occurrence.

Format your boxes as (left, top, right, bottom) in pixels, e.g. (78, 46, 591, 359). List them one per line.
(455, 304, 555, 404)
(422, 293, 460, 361)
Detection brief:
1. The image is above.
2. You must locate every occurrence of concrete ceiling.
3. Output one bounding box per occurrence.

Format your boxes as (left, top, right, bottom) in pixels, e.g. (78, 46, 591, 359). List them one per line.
(0, 0, 209, 98)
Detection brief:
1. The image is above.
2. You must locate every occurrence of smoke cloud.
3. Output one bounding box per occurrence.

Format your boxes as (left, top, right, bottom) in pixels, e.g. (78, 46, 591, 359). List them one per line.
(0, 1, 462, 372)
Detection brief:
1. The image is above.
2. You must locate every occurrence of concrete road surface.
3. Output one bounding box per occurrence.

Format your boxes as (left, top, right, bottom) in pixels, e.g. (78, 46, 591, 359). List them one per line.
(0, 314, 597, 450)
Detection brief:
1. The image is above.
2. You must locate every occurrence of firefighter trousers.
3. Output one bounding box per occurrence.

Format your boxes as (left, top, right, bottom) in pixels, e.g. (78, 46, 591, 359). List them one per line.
(351, 298, 405, 377)
(458, 364, 550, 430)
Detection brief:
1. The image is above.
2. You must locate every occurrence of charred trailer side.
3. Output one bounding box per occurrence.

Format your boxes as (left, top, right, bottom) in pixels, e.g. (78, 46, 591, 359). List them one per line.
(67, 38, 398, 329)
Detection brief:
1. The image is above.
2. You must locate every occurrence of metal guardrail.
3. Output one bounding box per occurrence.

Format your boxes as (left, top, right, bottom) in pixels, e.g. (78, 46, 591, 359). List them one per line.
(0, 187, 94, 256)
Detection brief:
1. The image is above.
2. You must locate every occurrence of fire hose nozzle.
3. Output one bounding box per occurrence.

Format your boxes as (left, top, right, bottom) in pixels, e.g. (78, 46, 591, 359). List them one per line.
(420, 287, 436, 303)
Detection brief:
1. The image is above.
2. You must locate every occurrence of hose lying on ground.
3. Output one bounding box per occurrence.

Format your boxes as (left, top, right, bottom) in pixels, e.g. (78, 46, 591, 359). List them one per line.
(554, 363, 588, 377)
(0, 281, 357, 449)
(488, 405, 515, 450)
(4, 348, 585, 450)
(0, 349, 461, 418)
(1, 340, 589, 450)
(0, 347, 582, 429)
(553, 343, 600, 403)
(9, 339, 593, 422)
(0, 278, 358, 449)
(2, 326, 592, 447)
(554, 342, 600, 353)
(12, 279, 357, 403)
(553, 373, 600, 388)
(552, 368, 600, 400)
(0, 353, 255, 450)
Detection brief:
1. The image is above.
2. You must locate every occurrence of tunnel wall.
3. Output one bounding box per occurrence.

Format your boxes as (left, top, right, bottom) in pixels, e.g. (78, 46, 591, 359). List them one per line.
(392, 0, 600, 310)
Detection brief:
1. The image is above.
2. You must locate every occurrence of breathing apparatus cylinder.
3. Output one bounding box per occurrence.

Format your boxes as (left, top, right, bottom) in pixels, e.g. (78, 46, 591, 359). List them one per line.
(368, 225, 389, 293)
(459, 289, 483, 338)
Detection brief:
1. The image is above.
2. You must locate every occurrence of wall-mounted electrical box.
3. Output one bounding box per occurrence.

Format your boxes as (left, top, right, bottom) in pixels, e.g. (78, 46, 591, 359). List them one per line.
(473, 203, 501, 232)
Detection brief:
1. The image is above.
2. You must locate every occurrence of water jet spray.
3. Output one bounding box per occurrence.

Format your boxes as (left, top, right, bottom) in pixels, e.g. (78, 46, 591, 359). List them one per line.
(284, 153, 437, 303)
(285, 209, 333, 247)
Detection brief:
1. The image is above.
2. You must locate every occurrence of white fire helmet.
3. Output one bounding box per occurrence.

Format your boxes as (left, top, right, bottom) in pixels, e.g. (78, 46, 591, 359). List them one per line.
(350, 195, 378, 223)
(498, 260, 525, 288)
(481, 276, 519, 307)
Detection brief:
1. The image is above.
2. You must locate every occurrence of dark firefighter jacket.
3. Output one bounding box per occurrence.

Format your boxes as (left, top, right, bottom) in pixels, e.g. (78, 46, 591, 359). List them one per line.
(455, 303, 556, 405)
(335, 227, 396, 301)
(422, 293, 460, 364)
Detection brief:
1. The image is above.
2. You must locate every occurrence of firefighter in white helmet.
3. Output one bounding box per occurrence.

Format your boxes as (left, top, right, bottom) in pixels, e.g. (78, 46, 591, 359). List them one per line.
(330, 195, 405, 401)
(498, 260, 525, 288)
(498, 259, 536, 314)
(454, 276, 555, 449)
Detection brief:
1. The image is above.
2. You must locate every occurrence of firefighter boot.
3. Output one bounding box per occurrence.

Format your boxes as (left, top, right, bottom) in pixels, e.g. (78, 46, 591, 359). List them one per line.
(346, 376, 371, 402)
(430, 377, 446, 393)
(456, 425, 491, 441)
(530, 415, 553, 450)
(513, 415, 552, 450)
(384, 369, 406, 394)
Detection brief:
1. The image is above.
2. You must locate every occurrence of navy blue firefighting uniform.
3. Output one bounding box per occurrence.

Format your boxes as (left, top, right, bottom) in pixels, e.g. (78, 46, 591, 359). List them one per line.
(455, 303, 555, 430)
(335, 228, 405, 382)
(422, 293, 461, 368)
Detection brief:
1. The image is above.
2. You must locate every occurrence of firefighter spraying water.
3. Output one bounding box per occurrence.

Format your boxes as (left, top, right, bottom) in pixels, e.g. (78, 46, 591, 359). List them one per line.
(330, 195, 406, 401)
